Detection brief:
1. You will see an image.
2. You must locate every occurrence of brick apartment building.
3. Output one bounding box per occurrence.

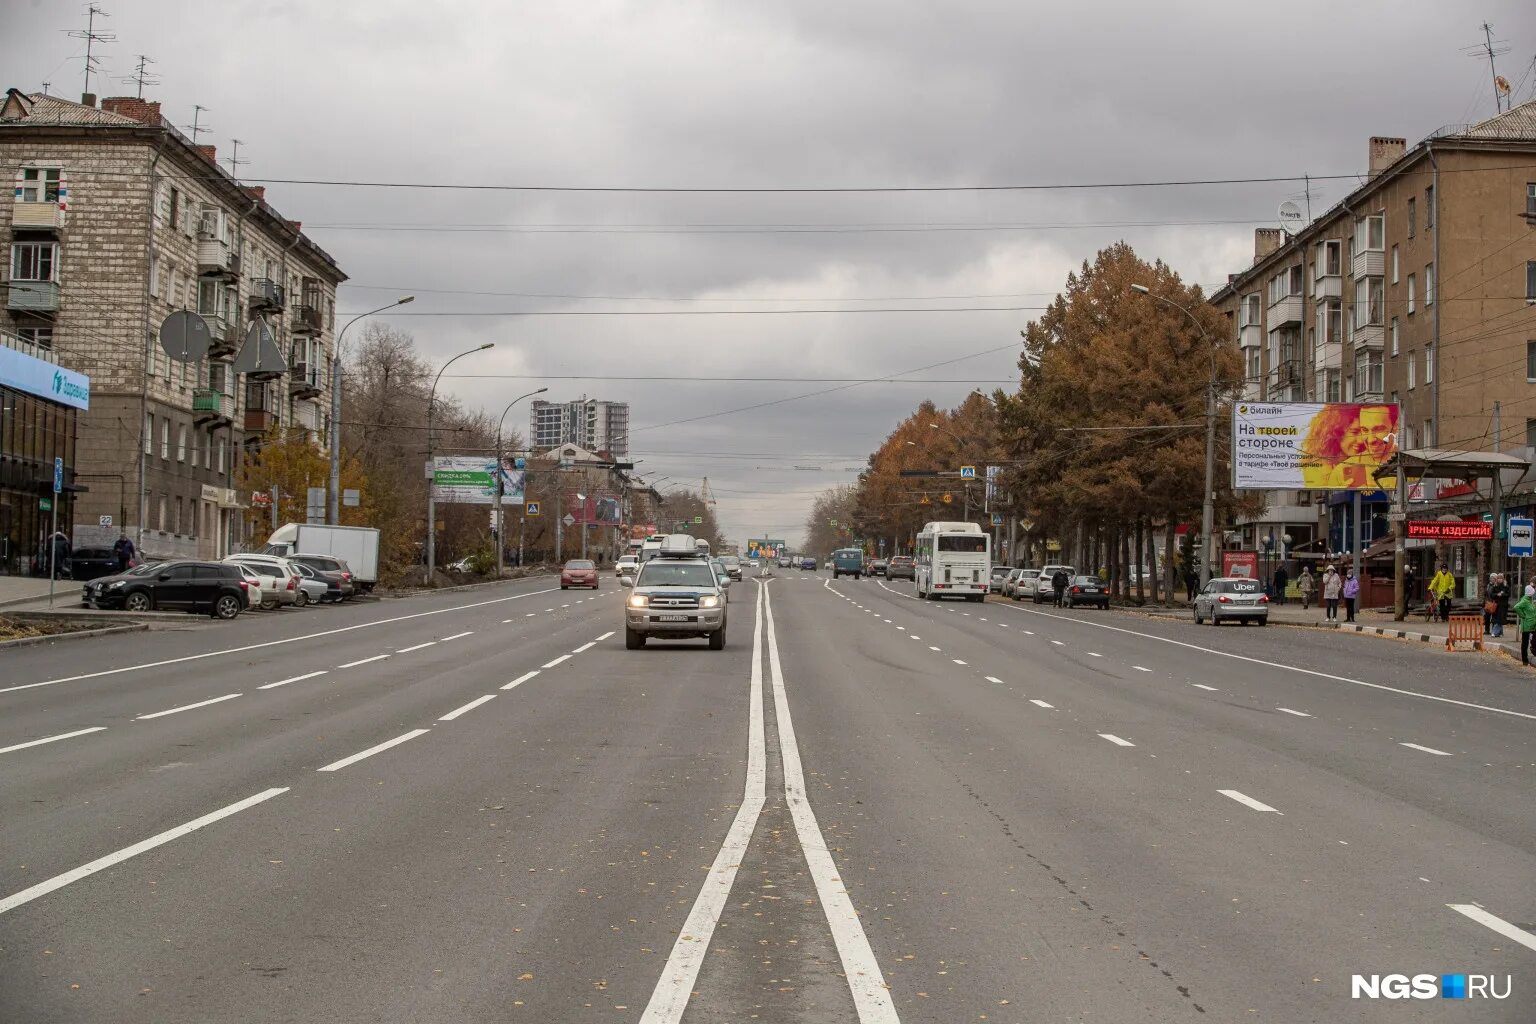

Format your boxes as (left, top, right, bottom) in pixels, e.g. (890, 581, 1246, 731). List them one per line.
(0, 88, 345, 561)
(1210, 100, 1536, 573)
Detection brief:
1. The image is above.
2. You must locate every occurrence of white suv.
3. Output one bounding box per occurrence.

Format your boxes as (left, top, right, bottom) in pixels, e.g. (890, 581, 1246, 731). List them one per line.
(1033, 564, 1077, 604)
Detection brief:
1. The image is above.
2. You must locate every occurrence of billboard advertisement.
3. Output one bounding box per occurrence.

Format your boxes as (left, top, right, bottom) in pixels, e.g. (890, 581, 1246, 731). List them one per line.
(1222, 550, 1259, 579)
(1232, 402, 1399, 490)
(566, 493, 621, 524)
(747, 539, 786, 560)
(430, 456, 525, 504)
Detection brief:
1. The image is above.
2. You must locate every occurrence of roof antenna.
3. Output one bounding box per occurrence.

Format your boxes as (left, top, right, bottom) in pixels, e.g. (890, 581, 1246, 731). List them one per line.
(226, 138, 248, 180)
(118, 54, 158, 99)
(184, 104, 211, 144)
(1465, 22, 1511, 114)
(65, 4, 115, 100)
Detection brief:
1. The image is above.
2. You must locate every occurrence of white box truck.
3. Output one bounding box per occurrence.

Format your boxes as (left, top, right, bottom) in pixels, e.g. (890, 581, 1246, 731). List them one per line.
(262, 524, 381, 593)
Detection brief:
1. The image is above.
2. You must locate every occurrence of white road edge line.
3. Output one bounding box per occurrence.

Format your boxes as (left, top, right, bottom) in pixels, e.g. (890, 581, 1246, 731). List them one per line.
(542, 654, 572, 668)
(0, 726, 107, 755)
(0, 788, 289, 915)
(639, 566, 768, 1023)
(136, 693, 242, 720)
(1099, 733, 1136, 747)
(1275, 707, 1312, 718)
(395, 641, 437, 654)
(502, 671, 539, 691)
(572, 642, 597, 654)
(1218, 789, 1284, 814)
(439, 694, 497, 721)
(762, 584, 899, 1022)
(316, 729, 430, 773)
(258, 670, 328, 690)
(337, 654, 389, 668)
(1400, 741, 1453, 756)
(1446, 904, 1536, 952)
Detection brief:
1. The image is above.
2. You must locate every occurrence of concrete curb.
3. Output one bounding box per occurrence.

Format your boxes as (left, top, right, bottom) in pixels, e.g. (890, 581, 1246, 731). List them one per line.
(0, 622, 148, 651)
(0, 588, 83, 611)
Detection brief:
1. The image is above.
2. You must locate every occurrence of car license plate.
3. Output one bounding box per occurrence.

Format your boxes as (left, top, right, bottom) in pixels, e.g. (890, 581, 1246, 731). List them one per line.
(657, 614, 690, 622)
(1084, 588, 1099, 593)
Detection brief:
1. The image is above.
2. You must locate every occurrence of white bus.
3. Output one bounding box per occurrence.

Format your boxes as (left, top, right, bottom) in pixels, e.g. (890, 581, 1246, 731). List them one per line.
(914, 520, 990, 602)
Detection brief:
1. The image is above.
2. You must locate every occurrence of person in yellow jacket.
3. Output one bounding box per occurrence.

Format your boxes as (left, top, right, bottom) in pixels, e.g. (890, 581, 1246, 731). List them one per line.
(1427, 563, 1456, 622)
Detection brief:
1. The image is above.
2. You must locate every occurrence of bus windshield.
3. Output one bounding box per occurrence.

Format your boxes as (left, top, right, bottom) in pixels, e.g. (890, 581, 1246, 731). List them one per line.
(938, 535, 987, 553)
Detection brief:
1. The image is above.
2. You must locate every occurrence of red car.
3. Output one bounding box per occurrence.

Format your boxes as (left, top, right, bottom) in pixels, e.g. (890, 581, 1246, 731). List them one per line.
(560, 559, 599, 590)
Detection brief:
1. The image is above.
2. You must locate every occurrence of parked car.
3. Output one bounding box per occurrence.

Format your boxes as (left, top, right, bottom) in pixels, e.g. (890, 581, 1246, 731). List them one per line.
(1002, 567, 1035, 598)
(1010, 567, 1042, 601)
(1193, 576, 1270, 626)
(234, 563, 274, 609)
(1062, 574, 1110, 609)
(989, 565, 1013, 593)
(1033, 564, 1078, 604)
(66, 546, 122, 581)
(287, 554, 357, 600)
(81, 560, 248, 618)
(886, 555, 916, 581)
(561, 559, 600, 590)
(224, 554, 302, 608)
(868, 558, 888, 577)
(292, 561, 348, 603)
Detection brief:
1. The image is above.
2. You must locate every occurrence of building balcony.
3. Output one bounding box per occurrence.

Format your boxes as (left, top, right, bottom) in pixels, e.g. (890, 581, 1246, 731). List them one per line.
(6, 280, 59, 313)
(247, 278, 285, 313)
(1352, 249, 1384, 280)
(196, 236, 237, 277)
(1316, 341, 1344, 369)
(192, 388, 235, 425)
(290, 304, 322, 335)
(287, 362, 322, 400)
(1266, 294, 1302, 326)
(243, 408, 277, 433)
(209, 319, 240, 359)
(12, 200, 63, 232)
(1314, 274, 1342, 300)
(1352, 323, 1384, 349)
(292, 398, 322, 434)
(1238, 324, 1263, 349)
(1273, 359, 1305, 390)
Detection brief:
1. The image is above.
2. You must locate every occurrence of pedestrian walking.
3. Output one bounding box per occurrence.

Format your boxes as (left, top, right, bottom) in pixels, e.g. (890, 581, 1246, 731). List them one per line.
(48, 529, 71, 580)
(112, 531, 137, 571)
(1515, 587, 1536, 666)
(1404, 563, 1417, 605)
(1486, 572, 1510, 638)
(1428, 563, 1455, 622)
(1341, 569, 1360, 622)
(1272, 564, 1289, 606)
(1321, 565, 1342, 621)
(1297, 566, 1316, 610)
(1184, 569, 1198, 601)
(1051, 568, 1069, 607)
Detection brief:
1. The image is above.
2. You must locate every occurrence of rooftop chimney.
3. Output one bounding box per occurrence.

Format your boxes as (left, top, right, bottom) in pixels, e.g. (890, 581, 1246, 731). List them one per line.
(1368, 136, 1406, 178)
(245, 186, 266, 203)
(81, 93, 96, 108)
(195, 144, 216, 164)
(1254, 227, 1284, 261)
(100, 96, 163, 125)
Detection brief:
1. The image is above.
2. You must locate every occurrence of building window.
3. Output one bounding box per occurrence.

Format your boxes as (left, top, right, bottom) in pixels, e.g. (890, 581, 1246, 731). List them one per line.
(1354, 214, 1385, 252)
(1406, 273, 1416, 315)
(1527, 341, 1536, 382)
(160, 418, 170, 460)
(1318, 299, 1342, 346)
(10, 241, 58, 281)
(1353, 277, 1385, 329)
(144, 413, 153, 456)
(1321, 368, 1342, 403)
(1425, 342, 1434, 384)
(1390, 317, 1400, 356)
(1355, 349, 1384, 396)
(198, 278, 224, 319)
(19, 166, 62, 202)
(1241, 293, 1261, 326)
(1425, 263, 1434, 306)
(217, 435, 226, 475)
(1391, 245, 1399, 283)
(1407, 196, 1416, 238)
(1424, 419, 1434, 448)
(1527, 261, 1536, 303)
(17, 326, 53, 350)
(1323, 240, 1341, 276)
(1528, 182, 1536, 217)
(1425, 185, 1434, 228)
(157, 493, 166, 531)
(1404, 424, 1416, 449)
(174, 496, 183, 535)
(1528, 420, 1536, 449)
(176, 423, 187, 462)
(1407, 353, 1416, 389)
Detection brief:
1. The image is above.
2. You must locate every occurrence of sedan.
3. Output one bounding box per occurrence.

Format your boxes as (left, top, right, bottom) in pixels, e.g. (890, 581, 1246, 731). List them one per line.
(293, 561, 348, 603)
(1062, 575, 1109, 609)
(799, 557, 817, 570)
(868, 559, 889, 577)
(1193, 576, 1270, 626)
(561, 559, 600, 590)
(989, 565, 1014, 593)
(886, 555, 916, 581)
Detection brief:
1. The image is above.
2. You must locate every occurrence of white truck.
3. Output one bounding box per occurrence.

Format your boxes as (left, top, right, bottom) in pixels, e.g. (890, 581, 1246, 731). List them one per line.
(262, 523, 381, 593)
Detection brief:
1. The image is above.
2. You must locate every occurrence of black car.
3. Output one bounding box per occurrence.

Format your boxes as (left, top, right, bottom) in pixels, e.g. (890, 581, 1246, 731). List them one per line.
(868, 558, 889, 577)
(66, 546, 122, 581)
(82, 560, 248, 618)
(289, 554, 356, 599)
(1063, 575, 1109, 609)
(292, 561, 349, 602)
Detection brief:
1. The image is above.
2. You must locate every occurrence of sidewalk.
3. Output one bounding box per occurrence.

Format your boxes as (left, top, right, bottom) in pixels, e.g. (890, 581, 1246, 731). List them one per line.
(0, 575, 81, 610)
(1135, 598, 1516, 655)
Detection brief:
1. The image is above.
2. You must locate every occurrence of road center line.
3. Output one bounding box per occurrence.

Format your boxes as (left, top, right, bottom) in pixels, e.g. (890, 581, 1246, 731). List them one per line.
(258, 670, 328, 690)
(337, 654, 389, 668)
(439, 694, 497, 721)
(0, 726, 107, 756)
(1050, 640, 1065, 646)
(572, 642, 596, 654)
(762, 585, 899, 1022)
(1400, 742, 1453, 756)
(502, 671, 539, 690)
(1087, 652, 1103, 657)
(136, 693, 242, 720)
(395, 641, 437, 654)
(1218, 789, 1284, 814)
(1099, 733, 1136, 747)
(0, 788, 289, 916)
(640, 564, 767, 1023)
(1446, 904, 1536, 952)
(316, 729, 430, 772)
(542, 654, 572, 668)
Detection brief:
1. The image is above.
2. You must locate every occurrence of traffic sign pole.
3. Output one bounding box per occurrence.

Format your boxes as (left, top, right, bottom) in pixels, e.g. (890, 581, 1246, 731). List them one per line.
(48, 456, 62, 608)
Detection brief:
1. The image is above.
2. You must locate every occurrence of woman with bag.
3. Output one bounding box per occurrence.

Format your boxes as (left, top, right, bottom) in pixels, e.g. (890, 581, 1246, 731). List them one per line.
(1341, 569, 1360, 623)
(1485, 573, 1510, 638)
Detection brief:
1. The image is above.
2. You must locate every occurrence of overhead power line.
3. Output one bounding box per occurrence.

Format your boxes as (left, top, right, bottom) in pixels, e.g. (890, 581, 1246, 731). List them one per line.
(339, 305, 1043, 317)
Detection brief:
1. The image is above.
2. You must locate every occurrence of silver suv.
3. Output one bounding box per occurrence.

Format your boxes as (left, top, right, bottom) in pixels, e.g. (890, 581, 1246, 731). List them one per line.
(621, 535, 729, 650)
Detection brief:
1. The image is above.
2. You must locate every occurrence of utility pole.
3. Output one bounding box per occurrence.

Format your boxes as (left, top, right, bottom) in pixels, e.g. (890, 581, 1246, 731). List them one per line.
(1493, 400, 1504, 574)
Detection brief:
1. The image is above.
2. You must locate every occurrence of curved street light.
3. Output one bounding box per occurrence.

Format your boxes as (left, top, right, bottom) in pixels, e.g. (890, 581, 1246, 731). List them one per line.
(494, 386, 548, 577)
(327, 295, 414, 523)
(424, 342, 495, 583)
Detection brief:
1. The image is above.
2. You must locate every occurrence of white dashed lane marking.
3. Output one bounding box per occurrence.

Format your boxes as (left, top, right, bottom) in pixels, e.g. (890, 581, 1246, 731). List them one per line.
(1133, 666, 1152, 672)
(258, 670, 327, 690)
(438, 694, 497, 721)
(396, 641, 436, 654)
(502, 671, 539, 690)
(1030, 699, 1054, 709)
(542, 654, 573, 668)
(985, 676, 1004, 684)
(136, 694, 241, 720)
(1099, 733, 1136, 747)
(0, 727, 107, 755)
(316, 729, 430, 773)
(337, 654, 389, 668)
(1192, 684, 1219, 691)
(1276, 707, 1312, 718)
(1218, 789, 1284, 814)
(1400, 742, 1453, 756)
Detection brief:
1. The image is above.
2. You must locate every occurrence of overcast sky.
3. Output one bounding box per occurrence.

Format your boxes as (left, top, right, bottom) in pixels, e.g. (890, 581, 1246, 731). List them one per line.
(12, 0, 1533, 546)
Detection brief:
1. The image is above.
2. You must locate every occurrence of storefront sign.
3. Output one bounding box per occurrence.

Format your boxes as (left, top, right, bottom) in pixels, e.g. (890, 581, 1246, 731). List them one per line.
(1405, 520, 1492, 541)
(0, 343, 90, 410)
(1232, 402, 1398, 490)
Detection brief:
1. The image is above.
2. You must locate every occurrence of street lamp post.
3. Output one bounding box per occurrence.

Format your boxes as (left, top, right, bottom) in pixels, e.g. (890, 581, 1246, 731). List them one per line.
(424, 343, 495, 584)
(1132, 283, 1218, 589)
(928, 421, 978, 520)
(328, 296, 414, 524)
(495, 387, 548, 578)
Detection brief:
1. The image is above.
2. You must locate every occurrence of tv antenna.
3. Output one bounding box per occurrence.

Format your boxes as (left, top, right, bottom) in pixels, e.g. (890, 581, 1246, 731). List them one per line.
(118, 54, 158, 99)
(65, 5, 115, 98)
(184, 104, 211, 144)
(226, 138, 248, 179)
(1464, 22, 1511, 113)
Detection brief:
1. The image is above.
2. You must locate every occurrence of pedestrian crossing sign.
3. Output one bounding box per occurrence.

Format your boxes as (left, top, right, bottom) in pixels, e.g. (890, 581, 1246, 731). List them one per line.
(526, 501, 541, 516)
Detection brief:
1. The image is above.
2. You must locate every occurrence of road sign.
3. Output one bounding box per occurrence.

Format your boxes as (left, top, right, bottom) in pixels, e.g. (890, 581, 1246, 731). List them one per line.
(990, 512, 1003, 526)
(158, 310, 212, 363)
(38, 497, 52, 512)
(1509, 517, 1534, 558)
(53, 456, 63, 494)
(959, 465, 977, 479)
(99, 514, 112, 527)
(1018, 518, 1034, 531)
(525, 501, 541, 516)
(918, 495, 931, 505)
(343, 488, 361, 507)
(693, 515, 703, 524)
(942, 493, 953, 504)
(562, 513, 576, 527)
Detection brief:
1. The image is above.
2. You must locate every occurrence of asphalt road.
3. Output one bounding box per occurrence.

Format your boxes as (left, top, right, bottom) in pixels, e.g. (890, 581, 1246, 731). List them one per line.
(2, 569, 1532, 1022)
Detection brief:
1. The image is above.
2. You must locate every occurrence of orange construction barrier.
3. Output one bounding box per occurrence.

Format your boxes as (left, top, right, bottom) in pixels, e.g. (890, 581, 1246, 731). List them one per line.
(1446, 614, 1484, 652)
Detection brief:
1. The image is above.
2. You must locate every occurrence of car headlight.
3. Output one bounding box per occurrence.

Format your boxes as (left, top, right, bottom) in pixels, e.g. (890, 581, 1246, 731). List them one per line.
(700, 595, 720, 609)
(627, 594, 649, 608)
(107, 580, 126, 589)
